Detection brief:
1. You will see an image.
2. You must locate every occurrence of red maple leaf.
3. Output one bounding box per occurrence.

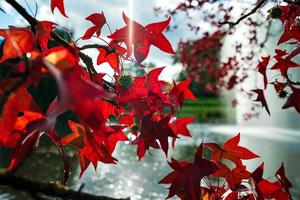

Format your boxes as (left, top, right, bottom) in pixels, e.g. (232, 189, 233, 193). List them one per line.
(0, 87, 40, 147)
(60, 120, 117, 177)
(82, 12, 106, 40)
(108, 12, 175, 63)
(170, 117, 194, 147)
(278, 20, 300, 45)
(134, 113, 177, 159)
(170, 78, 196, 107)
(44, 59, 114, 131)
(213, 163, 251, 189)
(116, 67, 168, 115)
(271, 49, 300, 78)
(256, 56, 270, 89)
(250, 163, 291, 200)
(159, 143, 218, 200)
(282, 86, 300, 113)
(276, 163, 292, 199)
(50, 0, 67, 17)
(8, 131, 40, 171)
(97, 42, 126, 70)
(36, 21, 55, 49)
(204, 133, 258, 167)
(0, 27, 34, 63)
(252, 89, 270, 115)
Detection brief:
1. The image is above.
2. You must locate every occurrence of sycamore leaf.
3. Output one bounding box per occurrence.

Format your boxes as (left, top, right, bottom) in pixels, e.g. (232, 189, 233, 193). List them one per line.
(252, 89, 270, 115)
(82, 12, 106, 40)
(50, 0, 67, 17)
(0, 27, 34, 63)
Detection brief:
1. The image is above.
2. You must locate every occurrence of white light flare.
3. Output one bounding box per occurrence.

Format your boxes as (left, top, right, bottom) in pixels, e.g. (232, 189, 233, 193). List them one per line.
(128, 0, 134, 49)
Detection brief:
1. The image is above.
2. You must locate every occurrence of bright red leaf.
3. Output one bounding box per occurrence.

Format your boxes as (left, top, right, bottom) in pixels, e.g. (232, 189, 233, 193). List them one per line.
(82, 12, 106, 40)
(50, 0, 67, 17)
(282, 86, 300, 114)
(252, 89, 270, 115)
(159, 144, 218, 200)
(204, 133, 258, 167)
(256, 56, 270, 89)
(108, 12, 175, 63)
(0, 27, 34, 63)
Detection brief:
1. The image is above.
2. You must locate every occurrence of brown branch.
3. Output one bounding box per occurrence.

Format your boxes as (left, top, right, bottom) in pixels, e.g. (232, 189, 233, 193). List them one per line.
(284, 0, 300, 5)
(79, 44, 114, 52)
(4, 0, 37, 32)
(219, 0, 268, 27)
(0, 170, 130, 200)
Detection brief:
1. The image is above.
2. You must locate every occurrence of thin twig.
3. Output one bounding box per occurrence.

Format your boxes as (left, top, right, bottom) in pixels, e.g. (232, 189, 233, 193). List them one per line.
(219, 0, 268, 27)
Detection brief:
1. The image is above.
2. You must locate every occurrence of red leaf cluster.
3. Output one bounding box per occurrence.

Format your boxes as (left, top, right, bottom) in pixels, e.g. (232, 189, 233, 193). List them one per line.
(160, 134, 292, 200)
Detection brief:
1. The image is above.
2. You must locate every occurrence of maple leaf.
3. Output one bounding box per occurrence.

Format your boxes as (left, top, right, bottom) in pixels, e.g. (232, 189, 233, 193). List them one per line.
(44, 60, 114, 131)
(276, 163, 292, 199)
(252, 89, 270, 115)
(96, 43, 126, 70)
(43, 46, 79, 71)
(0, 27, 34, 63)
(159, 144, 218, 200)
(50, 0, 67, 17)
(271, 49, 300, 78)
(278, 22, 300, 45)
(108, 12, 175, 63)
(213, 163, 251, 189)
(0, 87, 39, 147)
(134, 113, 177, 159)
(282, 86, 300, 113)
(204, 133, 258, 167)
(170, 117, 194, 137)
(36, 21, 55, 49)
(170, 117, 194, 147)
(170, 78, 196, 107)
(249, 163, 290, 200)
(95, 125, 128, 154)
(82, 12, 106, 40)
(8, 131, 40, 171)
(272, 80, 288, 95)
(5, 110, 44, 171)
(256, 56, 270, 89)
(60, 120, 117, 177)
(116, 67, 167, 111)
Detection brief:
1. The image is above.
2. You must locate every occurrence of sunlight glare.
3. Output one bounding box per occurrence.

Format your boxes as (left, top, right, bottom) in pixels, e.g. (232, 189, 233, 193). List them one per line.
(128, 0, 134, 49)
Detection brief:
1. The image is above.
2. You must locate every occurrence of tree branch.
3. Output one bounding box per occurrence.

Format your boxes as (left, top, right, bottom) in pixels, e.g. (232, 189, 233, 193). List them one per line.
(0, 170, 130, 200)
(219, 0, 268, 27)
(4, 0, 37, 32)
